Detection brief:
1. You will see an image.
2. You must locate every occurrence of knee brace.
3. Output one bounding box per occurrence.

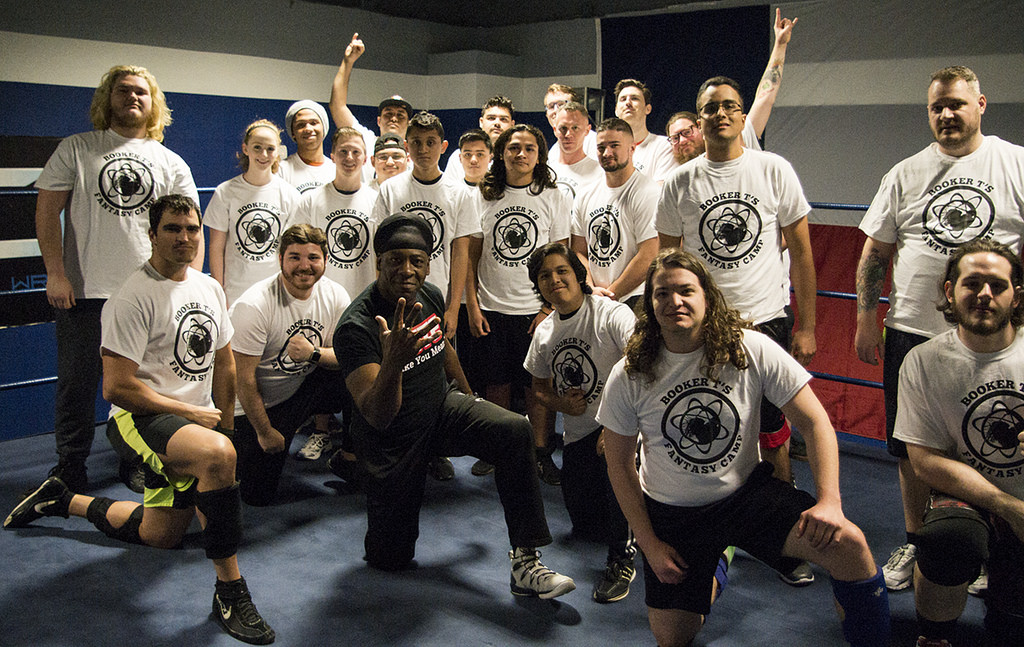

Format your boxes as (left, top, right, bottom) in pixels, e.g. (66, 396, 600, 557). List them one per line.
(195, 483, 242, 560)
(917, 494, 989, 587)
(86, 498, 144, 546)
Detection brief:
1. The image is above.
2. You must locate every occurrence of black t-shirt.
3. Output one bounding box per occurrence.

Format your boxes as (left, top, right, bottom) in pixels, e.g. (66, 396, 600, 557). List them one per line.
(334, 281, 448, 473)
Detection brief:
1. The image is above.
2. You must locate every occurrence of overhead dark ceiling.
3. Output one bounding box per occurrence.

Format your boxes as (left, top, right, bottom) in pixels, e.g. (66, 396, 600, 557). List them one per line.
(304, 0, 701, 28)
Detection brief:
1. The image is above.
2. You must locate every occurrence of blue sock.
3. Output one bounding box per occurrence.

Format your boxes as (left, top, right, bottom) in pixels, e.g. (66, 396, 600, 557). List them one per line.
(831, 567, 891, 646)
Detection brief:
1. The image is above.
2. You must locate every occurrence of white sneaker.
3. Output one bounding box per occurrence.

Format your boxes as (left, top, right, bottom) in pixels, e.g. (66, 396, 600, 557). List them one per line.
(297, 432, 330, 461)
(968, 564, 988, 597)
(509, 547, 576, 599)
(882, 543, 917, 591)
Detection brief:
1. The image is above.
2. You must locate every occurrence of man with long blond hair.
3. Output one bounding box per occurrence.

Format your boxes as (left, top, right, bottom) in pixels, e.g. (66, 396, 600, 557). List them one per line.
(33, 64, 199, 494)
(598, 249, 890, 646)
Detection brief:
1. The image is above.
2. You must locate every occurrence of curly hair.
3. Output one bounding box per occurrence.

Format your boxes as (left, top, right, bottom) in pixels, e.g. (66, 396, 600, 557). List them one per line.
(236, 119, 283, 174)
(89, 65, 172, 142)
(279, 223, 328, 259)
(479, 124, 556, 202)
(938, 239, 1024, 328)
(625, 249, 752, 384)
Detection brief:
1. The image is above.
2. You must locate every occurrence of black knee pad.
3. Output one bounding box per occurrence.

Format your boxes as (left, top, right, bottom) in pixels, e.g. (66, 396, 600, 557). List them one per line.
(86, 497, 144, 546)
(195, 483, 242, 560)
(917, 494, 989, 587)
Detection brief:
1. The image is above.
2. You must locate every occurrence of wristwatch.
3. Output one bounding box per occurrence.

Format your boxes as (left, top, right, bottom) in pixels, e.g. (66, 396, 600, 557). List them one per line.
(309, 347, 321, 364)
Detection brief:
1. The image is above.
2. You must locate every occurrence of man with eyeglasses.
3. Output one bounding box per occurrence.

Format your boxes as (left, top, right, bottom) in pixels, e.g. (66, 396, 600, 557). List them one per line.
(544, 84, 598, 164)
(666, 9, 798, 166)
(368, 133, 409, 193)
(655, 76, 819, 587)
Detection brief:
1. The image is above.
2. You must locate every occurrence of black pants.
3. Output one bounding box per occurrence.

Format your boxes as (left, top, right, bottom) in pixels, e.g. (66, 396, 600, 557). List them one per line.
(233, 368, 348, 506)
(562, 427, 631, 557)
(361, 384, 552, 570)
(54, 300, 104, 465)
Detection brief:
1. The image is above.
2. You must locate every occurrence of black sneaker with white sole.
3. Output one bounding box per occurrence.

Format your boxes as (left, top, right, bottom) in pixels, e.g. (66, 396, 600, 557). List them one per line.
(212, 577, 275, 645)
(4, 476, 72, 529)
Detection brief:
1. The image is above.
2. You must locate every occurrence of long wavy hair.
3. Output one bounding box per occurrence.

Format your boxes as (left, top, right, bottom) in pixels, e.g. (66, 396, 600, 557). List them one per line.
(236, 119, 283, 174)
(625, 249, 752, 384)
(90, 65, 172, 142)
(479, 124, 556, 201)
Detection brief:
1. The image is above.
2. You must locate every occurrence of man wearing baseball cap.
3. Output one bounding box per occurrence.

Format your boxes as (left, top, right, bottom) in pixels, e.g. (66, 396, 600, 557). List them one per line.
(330, 33, 413, 163)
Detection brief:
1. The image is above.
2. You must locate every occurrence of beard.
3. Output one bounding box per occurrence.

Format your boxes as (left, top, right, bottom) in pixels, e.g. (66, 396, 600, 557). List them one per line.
(111, 107, 149, 131)
(673, 148, 700, 165)
(952, 300, 1013, 337)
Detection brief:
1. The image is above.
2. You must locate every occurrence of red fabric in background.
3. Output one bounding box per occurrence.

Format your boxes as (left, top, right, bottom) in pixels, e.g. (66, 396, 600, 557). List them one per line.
(794, 224, 891, 442)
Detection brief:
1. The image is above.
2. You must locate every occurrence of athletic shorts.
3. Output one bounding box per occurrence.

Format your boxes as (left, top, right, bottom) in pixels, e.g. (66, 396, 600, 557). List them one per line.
(108, 410, 198, 509)
(642, 462, 816, 614)
(478, 310, 534, 390)
(882, 327, 929, 458)
(756, 313, 794, 448)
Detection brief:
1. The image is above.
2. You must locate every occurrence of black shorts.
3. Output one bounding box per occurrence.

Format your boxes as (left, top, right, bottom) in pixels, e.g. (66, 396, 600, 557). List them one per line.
(756, 313, 794, 447)
(642, 462, 816, 614)
(478, 310, 535, 390)
(108, 411, 199, 509)
(882, 327, 929, 458)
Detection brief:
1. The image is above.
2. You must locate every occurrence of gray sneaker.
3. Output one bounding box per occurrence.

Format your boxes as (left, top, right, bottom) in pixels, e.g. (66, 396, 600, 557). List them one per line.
(5, 476, 72, 529)
(509, 547, 576, 599)
(882, 543, 917, 591)
(296, 431, 330, 461)
(592, 553, 636, 603)
(778, 560, 815, 587)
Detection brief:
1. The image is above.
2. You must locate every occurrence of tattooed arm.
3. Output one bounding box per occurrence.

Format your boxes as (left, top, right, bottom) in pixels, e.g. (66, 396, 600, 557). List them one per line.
(854, 237, 895, 365)
(747, 8, 798, 138)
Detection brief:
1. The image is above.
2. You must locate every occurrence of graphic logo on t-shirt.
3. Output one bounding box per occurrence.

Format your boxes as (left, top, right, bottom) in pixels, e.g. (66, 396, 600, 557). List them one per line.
(661, 386, 741, 469)
(588, 206, 622, 266)
(698, 198, 763, 267)
(97, 154, 155, 214)
(172, 308, 219, 378)
(921, 185, 994, 252)
(552, 344, 600, 402)
(492, 208, 539, 264)
(325, 214, 370, 268)
(276, 325, 325, 374)
(401, 203, 446, 260)
(961, 388, 1024, 474)
(556, 178, 578, 200)
(234, 206, 282, 260)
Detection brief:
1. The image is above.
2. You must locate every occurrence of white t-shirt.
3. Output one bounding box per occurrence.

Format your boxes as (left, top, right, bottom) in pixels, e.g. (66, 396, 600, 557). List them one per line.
(550, 130, 598, 164)
(632, 132, 676, 183)
(442, 148, 468, 184)
(35, 129, 199, 299)
(524, 295, 635, 443)
(204, 174, 302, 305)
(656, 148, 811, 324)
(894, 329, 1024, 500)
(472, 186, 572, 314)
(550, 155, 604, 201)
(294, 182, 378, 298)
(229, 273, 351, 415)
(277, 153, 336, 195)
(371, 172, 475, 301)
(101, 263, 233, 415)
(858, 136, 1024, 338)
(572, 169, 659, 300)
(597, 329, 810, 506)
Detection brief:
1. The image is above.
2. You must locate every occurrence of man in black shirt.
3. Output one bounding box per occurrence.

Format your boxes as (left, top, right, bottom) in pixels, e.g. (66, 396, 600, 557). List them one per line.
(333, 214, 575, 598)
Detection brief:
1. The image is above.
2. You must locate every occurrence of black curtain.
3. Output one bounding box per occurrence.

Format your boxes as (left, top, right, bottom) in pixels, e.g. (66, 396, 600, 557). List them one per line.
(601, 5, 770, 138)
